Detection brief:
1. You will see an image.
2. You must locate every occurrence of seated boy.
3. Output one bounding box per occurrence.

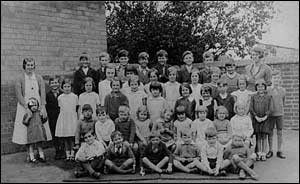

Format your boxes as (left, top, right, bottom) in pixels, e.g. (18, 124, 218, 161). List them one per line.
(74, 130, 106, 179)
(197, 127, 230, 176)
(223, 134, 258, 180)
(114, 105, 139, 154)
(173, 129, 202, 173)
(140, 131, 173, 175)
(104, 131, 136, 174)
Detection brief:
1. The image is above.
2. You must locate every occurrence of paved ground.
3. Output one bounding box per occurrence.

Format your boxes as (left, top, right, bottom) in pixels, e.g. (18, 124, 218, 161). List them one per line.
(1, 129, 299, 183)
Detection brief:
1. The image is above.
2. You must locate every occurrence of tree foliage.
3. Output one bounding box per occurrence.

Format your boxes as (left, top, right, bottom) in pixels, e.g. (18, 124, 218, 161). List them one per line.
(105, 1, 276, 65)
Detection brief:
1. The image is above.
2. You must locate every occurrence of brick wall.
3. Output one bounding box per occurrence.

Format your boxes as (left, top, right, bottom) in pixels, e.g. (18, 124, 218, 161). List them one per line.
(1, 1, 107, 154)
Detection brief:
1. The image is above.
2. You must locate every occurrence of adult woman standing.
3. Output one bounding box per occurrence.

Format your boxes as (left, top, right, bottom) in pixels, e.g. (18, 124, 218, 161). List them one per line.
(245, 45, 273, 91)
(12, 58, 52, 161)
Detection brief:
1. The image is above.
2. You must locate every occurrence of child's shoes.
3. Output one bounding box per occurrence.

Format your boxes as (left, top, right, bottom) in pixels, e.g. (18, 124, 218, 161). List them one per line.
(91, 172, 101, 179)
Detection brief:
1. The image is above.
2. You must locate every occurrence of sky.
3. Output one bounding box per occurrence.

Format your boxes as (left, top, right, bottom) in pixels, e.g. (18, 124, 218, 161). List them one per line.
(261, 1, 299, 49)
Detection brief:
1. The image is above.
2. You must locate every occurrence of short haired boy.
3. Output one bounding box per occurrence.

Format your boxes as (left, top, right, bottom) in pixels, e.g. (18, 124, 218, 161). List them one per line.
(140, 131, 173, 175)
(178, 51, 198, 83)
(223, 134, 258, 180)
(266, 70, 286, 159)
(104, 131, 136, 174)
(73, 52, 98, 95)
(74, 104, 96, 150)
(220, 59, 240, 94)
(46, 77, 64, 160)
(137, 52, 151, 85)
(199, 51, 214, 84)
(74, 130, 106, 179)
(96, 52, 111, 84)
(116, 49, 130, 83)
(155, 49, 170, 83)
(95, 106, 115, 147)
(197, 127, 230, 176)
(114, 105, 139, 153)
(173, 129, 202, 173)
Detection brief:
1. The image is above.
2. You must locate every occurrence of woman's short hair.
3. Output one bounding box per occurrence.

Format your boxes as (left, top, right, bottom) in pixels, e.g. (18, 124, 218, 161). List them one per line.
(179, 83, 193, 96)
(23, 58, 35, 70)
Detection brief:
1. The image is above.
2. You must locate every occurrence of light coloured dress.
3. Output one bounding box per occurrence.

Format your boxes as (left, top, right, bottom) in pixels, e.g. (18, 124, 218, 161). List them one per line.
(190, 83, 203, 105)
(55, 93, 78, 137)
(12, 73, 52, 145)
(147, 96, 168, 123)
(125, 90, 147, 120)
(78, 91, 100, 119)
(191, 118, 214, 146)
(173, 118, 193, 143)
(98, 79, 112, 105)
(164, 81, 181, 110)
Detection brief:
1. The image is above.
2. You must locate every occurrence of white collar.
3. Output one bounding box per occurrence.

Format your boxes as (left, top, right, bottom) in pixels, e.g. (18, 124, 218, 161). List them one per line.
(219, 93, 228, 99)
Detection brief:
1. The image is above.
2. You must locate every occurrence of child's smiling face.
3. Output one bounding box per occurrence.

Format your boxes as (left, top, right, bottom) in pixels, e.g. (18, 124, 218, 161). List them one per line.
(119, 111, 129, 122)
(100, 56, 109, 66)
(62, 83, 71, 94)
(257, 84, 265, 94)
(119, 56, 129, 67)
(151, 88, 160, 97)
(139, 58, 148, 68)
(130, 80, 139, 92)
(181, 86, 190, 98)
(50, 79, 59, 91)
(84, 132, 96, 145)
(232, 135, 244, 147)
(198, 111, 207, 121)
(217, 110, 226, 120)
(113, 134, 123, 146)
(84, 81, 93, 93)
(106, 68, 115, 80)
(138, 111, 148, 121)
(111, 80, 121, 93)
(191, 72, 199, 84)
(238, 79, 247, 91)
(97, 112, 107, 123)
(183, 54, 194, 65)
(149, 72, 158, 82)
(168, 72, 177, 82)
(158, 56, 167, 65)
(80, 58, 90, 68)
(177, 112, 186, 121)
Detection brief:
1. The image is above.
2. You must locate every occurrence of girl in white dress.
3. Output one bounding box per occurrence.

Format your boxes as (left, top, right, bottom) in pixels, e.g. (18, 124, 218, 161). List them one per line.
(164, 66, 181, 110)
(55, 78, 79, 161)
(190, 68, 202, 108)
(12, 58, 52, 162)
(78, 77, 100, 120)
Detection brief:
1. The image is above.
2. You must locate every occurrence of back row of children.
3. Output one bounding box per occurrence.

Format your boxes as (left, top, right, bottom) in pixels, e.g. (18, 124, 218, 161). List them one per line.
(38, 48, 286, 179)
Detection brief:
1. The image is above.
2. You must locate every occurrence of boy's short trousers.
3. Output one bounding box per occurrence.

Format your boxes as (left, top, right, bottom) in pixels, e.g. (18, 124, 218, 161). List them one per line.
(269, 116, 283, 130)
(208, 158, 217, 169)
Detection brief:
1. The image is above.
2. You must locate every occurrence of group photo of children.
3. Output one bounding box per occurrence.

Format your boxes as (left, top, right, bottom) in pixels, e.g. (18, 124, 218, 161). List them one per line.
(11, 43, 288, 181)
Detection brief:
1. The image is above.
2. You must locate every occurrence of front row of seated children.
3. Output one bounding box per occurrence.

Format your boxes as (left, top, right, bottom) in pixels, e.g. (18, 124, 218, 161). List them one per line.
(73, 104, 259, 180)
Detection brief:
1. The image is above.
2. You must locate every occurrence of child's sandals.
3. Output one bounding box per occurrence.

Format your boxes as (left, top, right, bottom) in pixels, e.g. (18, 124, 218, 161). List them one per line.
(29, 157, 38, 163)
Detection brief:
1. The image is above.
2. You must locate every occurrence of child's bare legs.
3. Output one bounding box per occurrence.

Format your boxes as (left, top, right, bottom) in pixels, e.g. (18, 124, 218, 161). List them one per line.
(232, 154, 258, 180)
(37, 142, 45, 161)
(64, 137, 70, 160)
(142, 156, 169, 173)
(256, 134, 262, 159)
(105, 159, 133, 174)
(261, 134, 268, 160)
(69, 137, 75, 160)
(28, 144, 35, 161)
(173, 160, 190, 173)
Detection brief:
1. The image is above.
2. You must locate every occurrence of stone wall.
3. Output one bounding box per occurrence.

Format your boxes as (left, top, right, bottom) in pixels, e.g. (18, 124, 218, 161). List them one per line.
(1, 1, 107, 154)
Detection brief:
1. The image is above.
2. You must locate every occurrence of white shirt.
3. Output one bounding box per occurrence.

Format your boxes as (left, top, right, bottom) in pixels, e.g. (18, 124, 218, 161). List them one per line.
(98, 79, 112, 105)
(95, 119, 115, 143)
(230, 114, 253, 138)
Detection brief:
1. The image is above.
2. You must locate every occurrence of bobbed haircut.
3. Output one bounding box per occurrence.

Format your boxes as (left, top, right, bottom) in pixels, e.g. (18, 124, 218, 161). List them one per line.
(61, 78, 72, 89)
(136, 105, 150, 120)
(110, 77, 123, 89)
(23, 58, 35, 70)
(82, 104, 93, 112)
(149, 81, 163, 93)
(179, 82, 193, 96)
(236, 74, 248, 87)
(83, 77, 96, 89)
(215, 105, 229, 119)
(255, 79, 267, 91)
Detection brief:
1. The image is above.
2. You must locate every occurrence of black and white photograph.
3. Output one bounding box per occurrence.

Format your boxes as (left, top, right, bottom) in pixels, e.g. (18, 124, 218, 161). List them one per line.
(1, 1, 299, 183)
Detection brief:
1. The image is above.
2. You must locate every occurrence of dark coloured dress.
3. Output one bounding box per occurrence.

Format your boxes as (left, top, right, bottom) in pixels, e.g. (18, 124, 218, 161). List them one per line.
(199, 98, 215, 121)
(249, 93, 272, 134)
(174, 97, 196, 121)
(215, 94, 235, 120)
(23, 111, 47, 144)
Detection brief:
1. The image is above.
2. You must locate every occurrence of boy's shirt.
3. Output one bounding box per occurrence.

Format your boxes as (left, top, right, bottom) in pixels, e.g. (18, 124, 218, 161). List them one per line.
(95, 119, 115, 143)
(223, 143, 251, 160)
(174, 142, 201, 159)
(75, 139, 106, 161)
(201, 141, 223, 168)
(155, 63, 170, 83)
(114, 117, 136, 143)
(106, 141, 135, 161)
(75, 118, 96, 145)
(220, 72, 240, 94)
(137, 65, 150, 85)
(267, 86, 286, 116)
(177, 65, 198, 83)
